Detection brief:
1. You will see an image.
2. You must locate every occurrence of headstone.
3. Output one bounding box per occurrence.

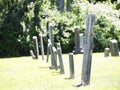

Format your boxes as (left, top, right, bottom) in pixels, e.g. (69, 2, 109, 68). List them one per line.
(74, 26, 80, 54)
(79, 33, 84, 53)
(30, 50, 35, 59)
(104, 48, 110, 57)
(56, 0, 64, 11)
(46, 43, 50, 62)
(57, 43, 65, 74)
(74, 14, 96, 87)
(33, 36, 39, 59)
(39, 34, 45, 60)
(48, 39, 57, 70)
(52, 47, 58, 70)
(109, 39, 119, 56)
(69, 53, 75, 79)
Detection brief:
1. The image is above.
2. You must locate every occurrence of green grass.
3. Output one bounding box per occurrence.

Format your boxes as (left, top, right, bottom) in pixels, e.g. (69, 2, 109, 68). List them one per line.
(0, 53, 120, 90)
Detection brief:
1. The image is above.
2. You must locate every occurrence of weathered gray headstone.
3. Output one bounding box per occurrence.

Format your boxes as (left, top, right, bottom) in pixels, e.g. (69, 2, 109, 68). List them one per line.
(104, 48, 110, 57)
(30, 50, 35, 59)
(56, 0, 64, 11)
(74, 26, 80, 54)
(39, 34, 44, 60)
(57, 43, 65, 74)
(109, 39, 119, 56)
(33, 36, 39, 59)
(48, 39, 57, 70)
(46, 43, 50, 62)
(79, 33, 84, 53)
(52, 46, 58, 70)
(69, 53, 75, 79)
(74, 14, 96, 87)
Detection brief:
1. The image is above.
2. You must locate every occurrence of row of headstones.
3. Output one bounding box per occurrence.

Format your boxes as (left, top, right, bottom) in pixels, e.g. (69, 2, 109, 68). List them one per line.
(29, 14, 96, 87)
(104, 39, 119, 57)
(30, 35, 75, 78)
(30, 34, 44, 60)
(74, 26, 119, 57)
(30, 14, 119, 87)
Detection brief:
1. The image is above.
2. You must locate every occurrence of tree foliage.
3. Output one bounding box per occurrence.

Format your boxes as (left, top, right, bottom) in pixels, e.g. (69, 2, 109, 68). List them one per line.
(0, 0, 119, 57)
(0, 0, 48, 57)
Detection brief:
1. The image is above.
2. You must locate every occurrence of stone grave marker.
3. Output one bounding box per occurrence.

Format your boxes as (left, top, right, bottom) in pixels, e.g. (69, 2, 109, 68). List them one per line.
(39, 34, 44, 60)
(46, 22, 55, 62)
(104, 48, 110, 57)
(74, 14, 96, 87)
(33, 36, 39, 59)
(109, 39, 119, 56)
(46, 43, 50, 62)
(69, 53, 75, 79)
(30, 50, 35, 59)
(79, 33, 84, 53)
(48, 39, 57, 70)
(57, 43, 65, 74)
(74, 26, 80, 54)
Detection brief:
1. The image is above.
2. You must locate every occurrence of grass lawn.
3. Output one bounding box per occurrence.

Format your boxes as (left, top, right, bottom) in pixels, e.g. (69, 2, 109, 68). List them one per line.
(0, 53, 120, 90)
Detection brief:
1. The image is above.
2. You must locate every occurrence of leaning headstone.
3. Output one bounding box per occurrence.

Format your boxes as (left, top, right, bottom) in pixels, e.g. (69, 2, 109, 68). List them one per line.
(79, 33, 84, 53)
(57, 43, 65, 74)
(39, 34, 44, 60)
(109, 39, 119, 56)
(74, 14, 96, 87)
(69, 53, 75, 79)
(33, 36, 39, 59)
(104, 48, 110, 57)
(74, 26, 80, 54)
(30, 50, 35, 59)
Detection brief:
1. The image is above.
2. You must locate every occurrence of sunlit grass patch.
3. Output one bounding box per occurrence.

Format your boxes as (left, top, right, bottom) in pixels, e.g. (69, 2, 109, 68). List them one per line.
(0, 53, 120, 90)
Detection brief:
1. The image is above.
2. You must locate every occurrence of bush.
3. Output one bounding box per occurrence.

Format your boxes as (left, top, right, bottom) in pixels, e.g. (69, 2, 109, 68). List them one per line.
(94, 16, 120, 52)
(0, 0, 120, 57)
(116, 3, 120, 10)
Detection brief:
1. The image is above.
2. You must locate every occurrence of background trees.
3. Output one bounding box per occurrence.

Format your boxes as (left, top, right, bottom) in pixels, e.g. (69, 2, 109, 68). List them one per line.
(0, 0, 120, 57)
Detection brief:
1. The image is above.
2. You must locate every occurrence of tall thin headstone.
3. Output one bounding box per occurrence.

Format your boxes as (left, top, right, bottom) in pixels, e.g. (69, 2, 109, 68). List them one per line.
(46, 43, 50, 62)
(57, 43, 65, 74)
(39, 34, 45, 60)
(109, 39, 119, 56)
(33, 36, 39, 59)
(52, 47, 58, 70)
(74, 14, 96, 87)
(74, 26, 80, 54)
(69, 53, 75, 79)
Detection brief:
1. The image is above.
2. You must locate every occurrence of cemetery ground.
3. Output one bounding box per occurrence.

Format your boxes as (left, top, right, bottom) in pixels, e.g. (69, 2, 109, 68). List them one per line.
(0, 53, 120, 90)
